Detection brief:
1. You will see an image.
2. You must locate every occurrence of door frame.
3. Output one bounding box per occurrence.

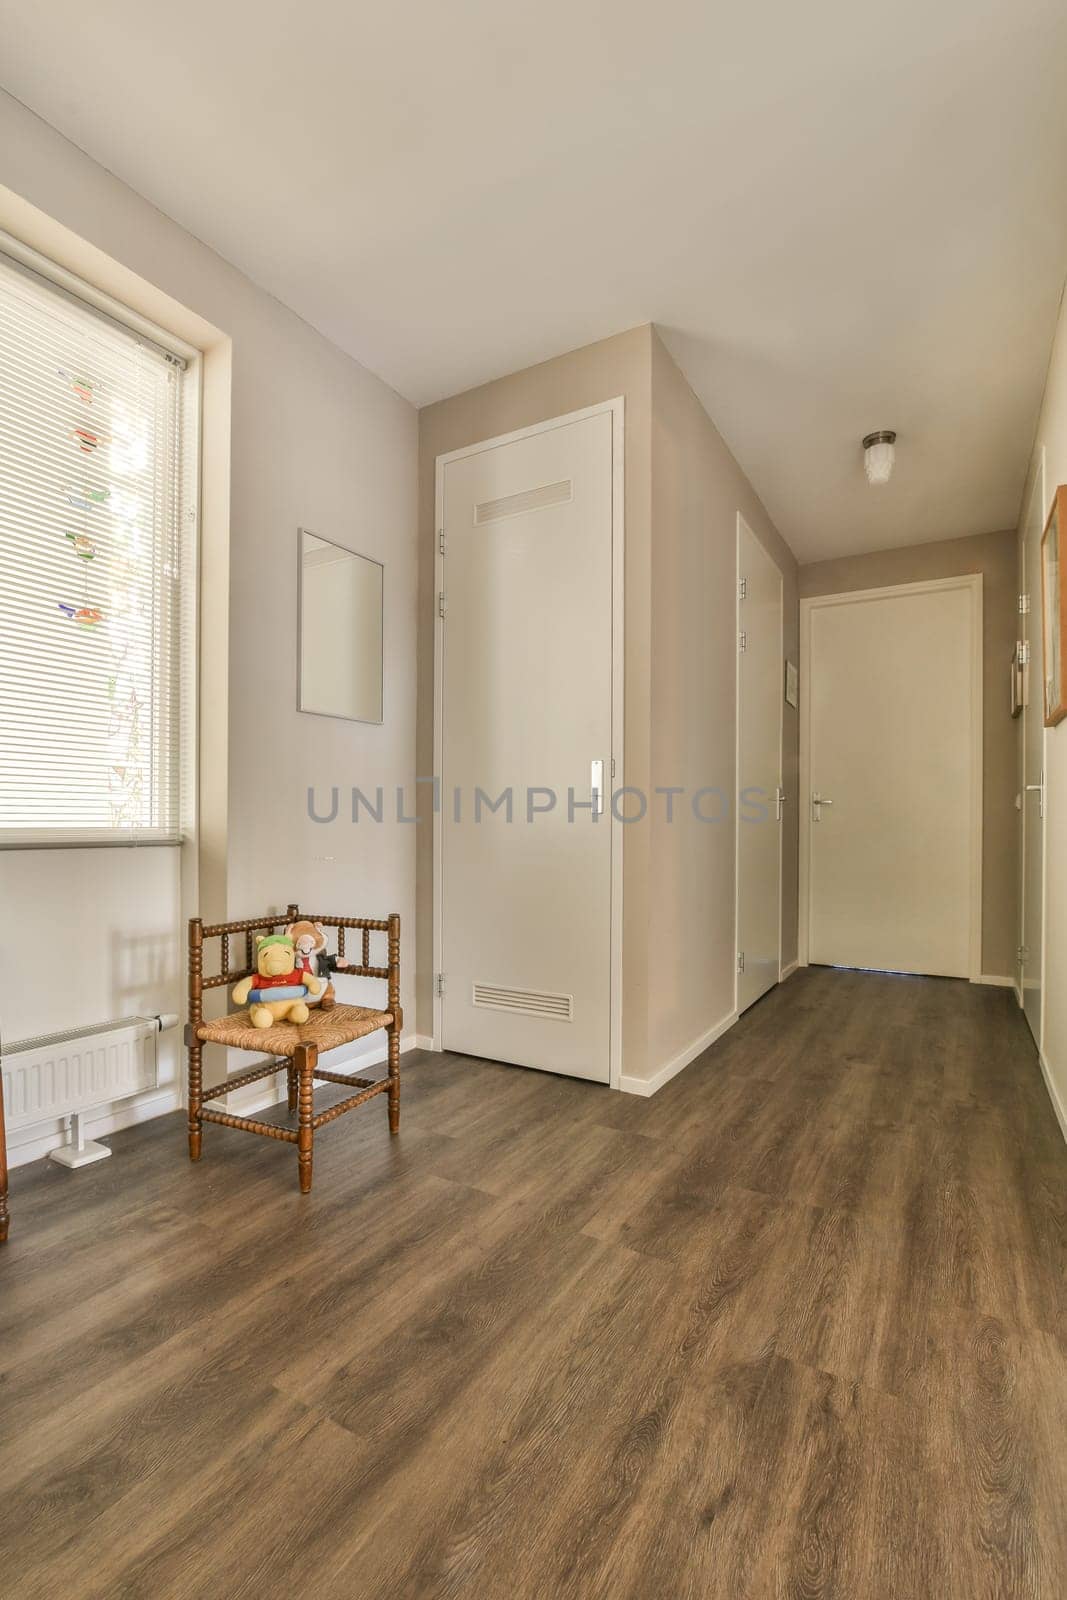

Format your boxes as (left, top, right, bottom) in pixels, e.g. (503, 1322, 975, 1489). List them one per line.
(798, 573, 984, 981)
(1019, 446, 1047, 1036)
(431, 397, 626, 1088)
(734, 513, 785, 1011)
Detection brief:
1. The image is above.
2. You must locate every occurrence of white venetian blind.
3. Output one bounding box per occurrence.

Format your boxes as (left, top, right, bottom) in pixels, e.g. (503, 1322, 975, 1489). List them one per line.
(0, 249, 190, 846)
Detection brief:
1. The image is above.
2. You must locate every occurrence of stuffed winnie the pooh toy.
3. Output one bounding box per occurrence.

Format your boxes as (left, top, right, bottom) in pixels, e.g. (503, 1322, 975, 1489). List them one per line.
(233, 933, 322, 1028)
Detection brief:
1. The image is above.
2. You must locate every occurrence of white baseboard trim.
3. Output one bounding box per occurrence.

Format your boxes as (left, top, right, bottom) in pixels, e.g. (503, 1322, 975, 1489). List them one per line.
(974, 974, 1016, 988)
(620, 1007, 738, 1098)
(8, 1086, 182, 1170)
(412, 1033, 436, 1052)
(1038, 1047, 1067, 1146)
(779, 960, 799, 981)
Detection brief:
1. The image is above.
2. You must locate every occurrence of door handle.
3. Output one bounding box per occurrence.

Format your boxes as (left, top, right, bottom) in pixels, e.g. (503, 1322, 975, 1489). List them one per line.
(812, 792, 833, 821)
(1026, 775, 1045, 818)
(775, 786, 787, 821)
(590, 758, 604, 817)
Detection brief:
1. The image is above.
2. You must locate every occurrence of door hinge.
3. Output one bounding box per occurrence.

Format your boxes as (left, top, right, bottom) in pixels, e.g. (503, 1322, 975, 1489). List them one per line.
(435, 973, 445, 996)
(610, 757, 617, 778)
(1019, 639, 1030, 666)
(739, 576, 747, 601)
(1019, 593, 1030, 614)
(1017, 945, 1027, 966)
(739, 630, 747, 653)
(438, 592, 447, 619)
(438, 529, 447, 556)
(737, 951, 745, 974)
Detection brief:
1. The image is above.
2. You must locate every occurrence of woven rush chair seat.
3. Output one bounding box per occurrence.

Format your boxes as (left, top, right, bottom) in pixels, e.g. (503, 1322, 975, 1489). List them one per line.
(195, 1002, 393, 1057)
(186, 905, 402, 1194)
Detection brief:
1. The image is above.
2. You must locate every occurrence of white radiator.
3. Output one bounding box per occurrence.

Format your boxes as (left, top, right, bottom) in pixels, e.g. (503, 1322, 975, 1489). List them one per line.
(2, 1013, 177, 1167)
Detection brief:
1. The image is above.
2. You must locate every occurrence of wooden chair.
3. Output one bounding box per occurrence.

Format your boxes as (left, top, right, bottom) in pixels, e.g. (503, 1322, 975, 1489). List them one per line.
(186, 904, 401, 1192)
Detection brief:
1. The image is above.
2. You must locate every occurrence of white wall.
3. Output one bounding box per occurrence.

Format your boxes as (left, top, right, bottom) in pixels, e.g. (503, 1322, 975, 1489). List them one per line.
(1, 848, 184, 1162)
(1020, 288, 1067, 1137)
(0, 90, 418, 1163)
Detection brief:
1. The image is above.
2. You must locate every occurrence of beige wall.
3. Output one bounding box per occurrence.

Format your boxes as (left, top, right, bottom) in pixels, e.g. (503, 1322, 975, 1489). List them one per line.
(0, 91, 418, 1159)
(799, 528, 1019, 979)
(417, 326, 800, 1086)
(650, 332, 800, 1073)
(1017, 291, 1067, 1134)
(416, 327, 654, 1071)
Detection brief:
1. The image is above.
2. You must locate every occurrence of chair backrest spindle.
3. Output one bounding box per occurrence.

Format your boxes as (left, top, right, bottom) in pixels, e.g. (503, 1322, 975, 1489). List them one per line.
(188, 911, 400, 1012)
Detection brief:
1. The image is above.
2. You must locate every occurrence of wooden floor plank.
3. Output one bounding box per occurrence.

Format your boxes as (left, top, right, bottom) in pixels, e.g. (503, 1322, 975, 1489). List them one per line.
(2, 969, 1065, 1598)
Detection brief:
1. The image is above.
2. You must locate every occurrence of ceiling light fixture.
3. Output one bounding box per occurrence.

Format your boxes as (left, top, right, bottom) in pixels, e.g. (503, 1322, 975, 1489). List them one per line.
(862, 429, 897, 486)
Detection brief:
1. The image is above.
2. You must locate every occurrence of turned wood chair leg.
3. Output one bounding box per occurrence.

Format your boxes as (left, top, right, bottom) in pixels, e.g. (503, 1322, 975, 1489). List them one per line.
(386, 913, 401, 1135)
(187, 917, 204, 1162)
(387, 1025, 400, 1134)
(287, 1061, 298, 1114)
(296, 1043, 317, 1193)
(187, 1040, 203, 1162)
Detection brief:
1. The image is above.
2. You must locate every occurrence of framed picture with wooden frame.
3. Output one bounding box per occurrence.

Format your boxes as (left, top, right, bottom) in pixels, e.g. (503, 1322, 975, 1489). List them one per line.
(1042, 484, 1067, 726)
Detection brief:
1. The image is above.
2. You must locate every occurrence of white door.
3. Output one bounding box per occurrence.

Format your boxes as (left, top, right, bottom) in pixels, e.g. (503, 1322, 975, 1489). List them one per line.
(803, 579, 981, 979)
(437, 408, 616, 1082)
(1021, 456, 1046, 1041)
(736, 516, 783, 1011)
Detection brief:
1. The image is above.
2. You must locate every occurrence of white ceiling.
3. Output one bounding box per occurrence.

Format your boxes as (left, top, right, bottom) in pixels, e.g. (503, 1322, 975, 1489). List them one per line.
(3, 1, 1067, 561)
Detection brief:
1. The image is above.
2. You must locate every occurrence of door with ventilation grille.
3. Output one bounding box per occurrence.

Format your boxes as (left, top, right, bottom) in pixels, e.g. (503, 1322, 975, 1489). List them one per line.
(437, 408, 616, 1081)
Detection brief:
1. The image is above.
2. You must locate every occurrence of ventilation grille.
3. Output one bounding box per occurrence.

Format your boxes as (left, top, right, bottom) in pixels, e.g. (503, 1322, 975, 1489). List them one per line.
(474, 479, 572, 525)
(472, 983, 573, 1022)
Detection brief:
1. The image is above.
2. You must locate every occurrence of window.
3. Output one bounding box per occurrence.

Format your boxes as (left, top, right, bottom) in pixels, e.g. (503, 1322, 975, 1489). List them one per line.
(0, 247, 197, 846)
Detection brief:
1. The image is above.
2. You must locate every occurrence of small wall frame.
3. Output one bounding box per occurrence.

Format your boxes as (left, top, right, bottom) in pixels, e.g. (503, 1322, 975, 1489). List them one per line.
(1041, 485, 1067, 727)
(297, 527, 384, 724)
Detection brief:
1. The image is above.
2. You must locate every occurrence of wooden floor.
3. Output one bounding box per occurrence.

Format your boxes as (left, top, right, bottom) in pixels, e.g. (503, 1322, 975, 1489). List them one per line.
(2, 968, 1065, 1599)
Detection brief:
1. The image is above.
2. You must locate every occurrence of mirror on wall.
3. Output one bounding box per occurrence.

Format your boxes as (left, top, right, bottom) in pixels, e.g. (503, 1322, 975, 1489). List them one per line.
(297, 528, 384, 723)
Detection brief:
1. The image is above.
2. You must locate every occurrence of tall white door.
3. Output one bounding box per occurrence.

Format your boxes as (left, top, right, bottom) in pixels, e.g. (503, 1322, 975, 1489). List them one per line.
(804, 579, 980, 979)
(1021, 456, 1046, 1042)
(736, 516, 783, 1012)
(438, 409, 616, 1082)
